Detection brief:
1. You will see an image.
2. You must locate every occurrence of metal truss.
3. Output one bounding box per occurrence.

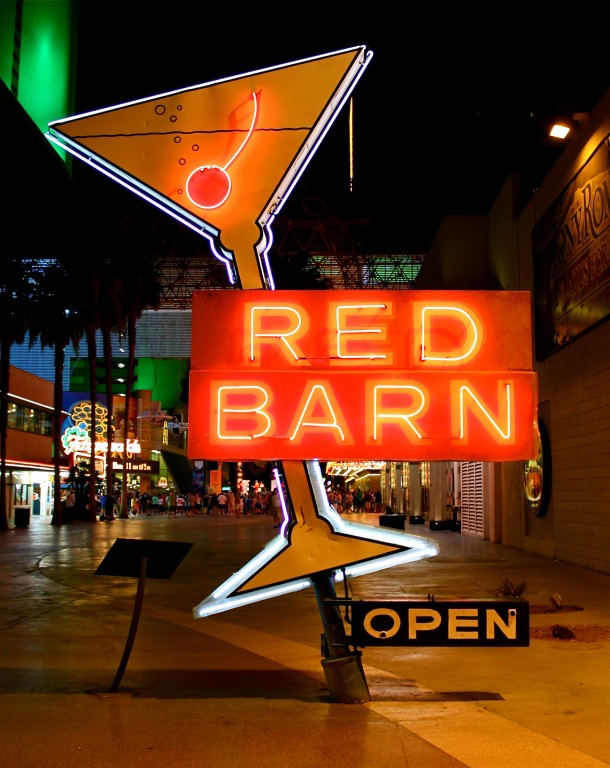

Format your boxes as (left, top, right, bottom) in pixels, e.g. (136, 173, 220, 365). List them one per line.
(112, 195, 424, 310)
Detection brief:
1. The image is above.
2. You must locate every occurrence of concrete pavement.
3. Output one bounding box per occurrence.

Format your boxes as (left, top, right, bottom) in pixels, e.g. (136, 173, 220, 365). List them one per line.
(1, 512, 609, 767)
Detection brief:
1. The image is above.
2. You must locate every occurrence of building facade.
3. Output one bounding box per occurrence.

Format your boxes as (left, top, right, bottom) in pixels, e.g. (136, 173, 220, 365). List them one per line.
(2, 366, 59, 521)
(415, 87, 610, 575)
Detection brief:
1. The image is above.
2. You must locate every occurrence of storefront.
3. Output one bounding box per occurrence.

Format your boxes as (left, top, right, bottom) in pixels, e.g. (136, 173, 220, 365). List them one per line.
(2, 367, 62, 521)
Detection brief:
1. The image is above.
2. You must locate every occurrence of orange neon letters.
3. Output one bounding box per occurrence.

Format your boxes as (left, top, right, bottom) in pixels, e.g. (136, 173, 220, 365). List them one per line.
(190, 290, 538, 461)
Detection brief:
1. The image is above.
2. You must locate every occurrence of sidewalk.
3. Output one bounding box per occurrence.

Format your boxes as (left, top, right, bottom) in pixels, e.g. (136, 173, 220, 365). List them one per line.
(1, 513, 609, 768)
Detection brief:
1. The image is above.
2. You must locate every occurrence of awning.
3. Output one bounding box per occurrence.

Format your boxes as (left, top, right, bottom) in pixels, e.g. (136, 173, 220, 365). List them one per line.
(161, 451, 193, 495)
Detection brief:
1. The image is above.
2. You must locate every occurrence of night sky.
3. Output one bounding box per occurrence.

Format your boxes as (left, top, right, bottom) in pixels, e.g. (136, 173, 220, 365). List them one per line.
(72, 4, 609, 253)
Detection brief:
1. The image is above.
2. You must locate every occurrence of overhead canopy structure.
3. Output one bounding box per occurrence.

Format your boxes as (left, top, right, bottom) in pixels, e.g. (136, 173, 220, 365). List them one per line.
(161, 450, 193, 495)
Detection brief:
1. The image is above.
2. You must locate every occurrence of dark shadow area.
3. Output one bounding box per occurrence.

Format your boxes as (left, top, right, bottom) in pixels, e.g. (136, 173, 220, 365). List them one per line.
(0, 667, 327, 702)
(368, 684, 504, 703)
(437, 691, 505, 702)
(529, 603, 583, 614)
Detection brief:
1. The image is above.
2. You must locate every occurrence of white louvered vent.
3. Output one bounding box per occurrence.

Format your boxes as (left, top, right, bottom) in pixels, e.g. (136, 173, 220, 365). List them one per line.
(460, 461, 484, 537)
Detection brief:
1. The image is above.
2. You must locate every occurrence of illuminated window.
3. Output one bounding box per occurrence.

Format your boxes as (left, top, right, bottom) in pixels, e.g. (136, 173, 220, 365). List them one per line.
(7, 401, 52, 437)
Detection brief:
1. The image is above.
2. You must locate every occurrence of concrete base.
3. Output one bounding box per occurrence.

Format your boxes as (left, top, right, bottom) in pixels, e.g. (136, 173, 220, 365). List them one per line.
(321, 654, 371, 704)
(379, 513, 406, 530)
(429, 519, 453, 530)
(14, 507, 30, 528)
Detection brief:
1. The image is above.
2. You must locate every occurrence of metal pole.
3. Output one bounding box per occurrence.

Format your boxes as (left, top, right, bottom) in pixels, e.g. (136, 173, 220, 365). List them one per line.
(311, 570, 370, 703)
(109, 554, 147, 692)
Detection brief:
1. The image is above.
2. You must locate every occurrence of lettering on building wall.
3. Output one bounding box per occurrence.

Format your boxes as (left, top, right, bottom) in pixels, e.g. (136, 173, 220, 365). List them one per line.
(111, 460, 159, 474)
(534, 136, 610, 358)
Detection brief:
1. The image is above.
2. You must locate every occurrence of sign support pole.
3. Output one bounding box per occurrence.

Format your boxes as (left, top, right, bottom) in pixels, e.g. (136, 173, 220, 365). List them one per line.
(95, 538, 193, 694)
(302, 461, 371, 703)
(311, 568, 371, 703)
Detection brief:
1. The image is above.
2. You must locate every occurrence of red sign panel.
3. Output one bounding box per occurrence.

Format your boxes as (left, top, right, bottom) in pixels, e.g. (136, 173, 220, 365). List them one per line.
(189, 290, 538, 461)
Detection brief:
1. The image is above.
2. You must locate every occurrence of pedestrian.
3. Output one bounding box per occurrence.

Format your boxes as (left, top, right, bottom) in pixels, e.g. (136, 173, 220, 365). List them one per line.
(167, 489, 177, 516)
(217, 490, 227, 514)
(375, 489, 383, 514)
(343, 490, 353, 513)
(270, 488, 282, 528)
(103, 491, 115, 521)
(244, 494, 253, 515)
(187, 491, 197, 516)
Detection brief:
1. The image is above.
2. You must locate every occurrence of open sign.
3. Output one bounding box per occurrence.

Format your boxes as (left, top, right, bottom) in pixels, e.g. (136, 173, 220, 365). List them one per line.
(349, 599, 530, 647)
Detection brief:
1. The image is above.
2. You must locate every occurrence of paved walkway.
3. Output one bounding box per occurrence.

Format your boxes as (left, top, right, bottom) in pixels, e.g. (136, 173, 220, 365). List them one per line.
(1, 512, 609, 767)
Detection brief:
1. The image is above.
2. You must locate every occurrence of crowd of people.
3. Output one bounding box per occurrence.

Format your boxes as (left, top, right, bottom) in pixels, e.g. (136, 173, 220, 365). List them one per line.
(326, 486, 384, 514)
(95, 485, 384, 521)
(117, 487, 278, 518)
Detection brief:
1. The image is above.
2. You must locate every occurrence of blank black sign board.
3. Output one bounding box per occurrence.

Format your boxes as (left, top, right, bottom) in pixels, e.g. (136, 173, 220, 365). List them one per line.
(95, 537, 193, 579)
(95, 538, 193, 692)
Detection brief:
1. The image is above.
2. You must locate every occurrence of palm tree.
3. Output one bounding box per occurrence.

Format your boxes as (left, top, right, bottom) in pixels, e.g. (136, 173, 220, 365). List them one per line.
(85, 311, 101, 521)
(0, 257, 39, 530)
(108, 209, 163, 518)
(76, 239, 104, 522)
(28, 260, 86, 525)
(72, 208, 104, 523)
(99, 264, 125, 518)
(119, 260, 163, 517)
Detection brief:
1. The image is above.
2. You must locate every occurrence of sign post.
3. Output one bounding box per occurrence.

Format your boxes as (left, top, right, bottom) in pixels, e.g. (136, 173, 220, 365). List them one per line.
(95, 538, 193, 693)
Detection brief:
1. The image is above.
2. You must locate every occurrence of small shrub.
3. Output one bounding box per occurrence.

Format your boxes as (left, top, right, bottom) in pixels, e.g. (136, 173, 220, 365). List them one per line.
(497, 578, 527, 597)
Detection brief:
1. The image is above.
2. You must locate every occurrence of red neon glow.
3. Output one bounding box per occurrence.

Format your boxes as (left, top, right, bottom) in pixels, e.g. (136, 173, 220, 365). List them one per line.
(186, 166, 232, 209)
(189, 370, 537, 462)
(185, 91, 259, 210)
(191, 290, 532, 372)
(189, 290, 538, 461)
(418, 304, 483, 363)
(249, 304, 307, 362)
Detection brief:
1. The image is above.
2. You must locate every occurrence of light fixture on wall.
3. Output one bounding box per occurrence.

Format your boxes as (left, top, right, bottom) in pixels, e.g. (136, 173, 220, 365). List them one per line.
(549, 113, 587, 141)
(549, 123, 571, 139)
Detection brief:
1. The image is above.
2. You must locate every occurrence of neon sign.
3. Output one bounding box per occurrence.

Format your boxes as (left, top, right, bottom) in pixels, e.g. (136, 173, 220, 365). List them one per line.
(46, 47, 372, 291)
(189, 289, 538, 462)
(49, 48, 536, 626)
(61, 425, 141, 457)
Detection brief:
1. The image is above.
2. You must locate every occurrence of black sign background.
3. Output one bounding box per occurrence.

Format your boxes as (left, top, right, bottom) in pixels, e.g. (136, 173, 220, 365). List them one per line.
(349, 599, 529, 647)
